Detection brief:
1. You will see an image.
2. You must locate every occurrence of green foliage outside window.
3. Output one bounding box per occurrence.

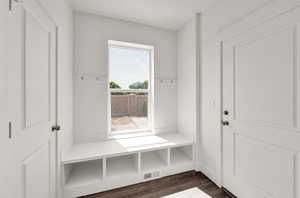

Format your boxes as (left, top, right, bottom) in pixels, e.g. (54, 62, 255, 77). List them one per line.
(110, 81, 121, 89)
(129, 80, 148, 89)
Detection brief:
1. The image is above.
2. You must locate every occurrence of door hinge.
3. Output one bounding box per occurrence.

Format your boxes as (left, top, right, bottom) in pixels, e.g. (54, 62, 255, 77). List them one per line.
(8, 121, 12, 139)
(51, 125, 61, 132)
(9, 0, 22, 11)
(9, 0, 12, 11)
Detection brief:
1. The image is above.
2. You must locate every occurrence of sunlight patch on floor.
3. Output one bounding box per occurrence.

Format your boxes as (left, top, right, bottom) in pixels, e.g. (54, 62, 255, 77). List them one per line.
(163, 188, 212, 198)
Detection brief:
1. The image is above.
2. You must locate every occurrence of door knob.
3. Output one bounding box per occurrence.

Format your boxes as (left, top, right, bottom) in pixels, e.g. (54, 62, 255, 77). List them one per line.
(222, 121, 229, 126)
(51, 125, 61, 131)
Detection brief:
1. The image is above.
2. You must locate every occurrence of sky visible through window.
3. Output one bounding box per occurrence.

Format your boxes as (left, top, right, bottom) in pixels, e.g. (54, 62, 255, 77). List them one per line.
(109, 46, 149, 89)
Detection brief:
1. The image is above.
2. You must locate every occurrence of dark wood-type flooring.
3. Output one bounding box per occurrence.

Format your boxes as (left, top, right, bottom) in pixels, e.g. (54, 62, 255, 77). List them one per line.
(81, 171, 234, 198)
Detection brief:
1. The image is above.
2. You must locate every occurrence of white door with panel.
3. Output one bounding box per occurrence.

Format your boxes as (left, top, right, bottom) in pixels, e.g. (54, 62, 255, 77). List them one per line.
(222, 5, 300, 198)
(8, 0, 57, 198)
(1, 1, 15, 197)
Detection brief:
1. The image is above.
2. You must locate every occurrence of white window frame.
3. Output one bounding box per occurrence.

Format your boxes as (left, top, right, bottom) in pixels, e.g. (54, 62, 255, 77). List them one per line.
(107, 40, 154, 136)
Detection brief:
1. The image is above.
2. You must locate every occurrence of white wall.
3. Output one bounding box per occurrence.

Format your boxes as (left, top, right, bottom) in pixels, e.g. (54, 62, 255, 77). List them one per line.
(74, 12, 177, 143)
(177, 18, 197, 140)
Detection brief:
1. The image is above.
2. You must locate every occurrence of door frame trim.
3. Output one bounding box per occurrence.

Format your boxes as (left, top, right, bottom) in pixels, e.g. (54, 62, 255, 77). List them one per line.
(220, 41, 224, 187)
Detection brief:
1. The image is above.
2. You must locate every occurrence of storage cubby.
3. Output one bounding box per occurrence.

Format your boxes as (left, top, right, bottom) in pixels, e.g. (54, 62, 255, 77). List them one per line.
(170, 145, 193, 166)
(64, 159, 103, 188)
(63, 133, 194, 197)
(141, 149, 168, 172)
(106, 154, 139, 178)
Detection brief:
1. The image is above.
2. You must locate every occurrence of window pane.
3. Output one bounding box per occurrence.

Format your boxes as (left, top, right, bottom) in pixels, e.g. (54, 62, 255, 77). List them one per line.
(109, 45, 150, 132)
(111, 92, 148, 132)
(109, 46, 149, 89)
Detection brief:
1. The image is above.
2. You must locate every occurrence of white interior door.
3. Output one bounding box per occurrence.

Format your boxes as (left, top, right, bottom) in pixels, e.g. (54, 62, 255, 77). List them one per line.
(1, 1, 15, 197)
(7, 0, 57, 198)
(222, 6, 300, 198)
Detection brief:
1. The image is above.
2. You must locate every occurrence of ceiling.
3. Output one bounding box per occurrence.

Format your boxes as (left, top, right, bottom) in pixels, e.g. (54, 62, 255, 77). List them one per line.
(72, 0, 217, 30)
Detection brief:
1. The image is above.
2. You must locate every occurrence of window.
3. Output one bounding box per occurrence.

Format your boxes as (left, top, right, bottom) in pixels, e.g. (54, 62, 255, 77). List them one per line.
(108, 40, 154, 134)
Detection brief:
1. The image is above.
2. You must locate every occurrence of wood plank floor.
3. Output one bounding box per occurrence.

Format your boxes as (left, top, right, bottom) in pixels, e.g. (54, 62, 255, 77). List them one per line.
(81, 171, 234, 198)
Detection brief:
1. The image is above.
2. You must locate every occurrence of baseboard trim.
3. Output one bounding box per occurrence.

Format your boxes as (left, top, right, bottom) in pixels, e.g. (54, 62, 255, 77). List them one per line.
(222, 187, 237, 198)
(197, 164, 221, 187)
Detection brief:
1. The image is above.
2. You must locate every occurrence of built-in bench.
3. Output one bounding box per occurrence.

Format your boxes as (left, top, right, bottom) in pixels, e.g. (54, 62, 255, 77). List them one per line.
(62, 133, 195, 198)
